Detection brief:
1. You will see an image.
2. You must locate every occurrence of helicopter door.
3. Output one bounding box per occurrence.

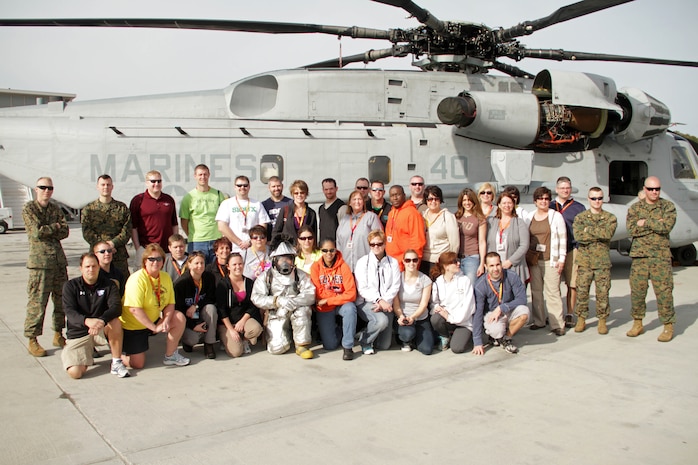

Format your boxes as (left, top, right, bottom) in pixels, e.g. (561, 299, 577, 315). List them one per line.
(609, 160, 648, 198)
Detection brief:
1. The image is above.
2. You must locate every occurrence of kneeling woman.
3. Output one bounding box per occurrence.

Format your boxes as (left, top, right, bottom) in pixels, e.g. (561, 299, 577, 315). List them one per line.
(393, 250, 434, 355)
(430, 251, 479, 354)
(121, 244, 189, 368)
(216, 253, 264, 357)
(174, 251, 219, 359)
(310, 239, 358, 361)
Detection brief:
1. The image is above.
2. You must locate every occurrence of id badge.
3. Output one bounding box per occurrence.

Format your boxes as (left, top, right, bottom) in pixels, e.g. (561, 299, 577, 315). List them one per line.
(241, 227, 249, 234)
(497, 243, 505, 252)
(346, 240, 353, 249)
(387, 235, 393, 243)
(536, 244, 546, 252)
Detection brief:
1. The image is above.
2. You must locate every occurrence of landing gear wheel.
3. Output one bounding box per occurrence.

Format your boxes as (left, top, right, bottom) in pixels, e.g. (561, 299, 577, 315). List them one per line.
(672, 245, 697, 266)
(0, 221, 7, 234)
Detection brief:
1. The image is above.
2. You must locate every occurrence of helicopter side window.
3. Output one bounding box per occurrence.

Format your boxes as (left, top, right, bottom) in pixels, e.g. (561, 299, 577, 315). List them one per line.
(671, 146, 698, 179)
(609, 161, 648, 197)
(368, 156, 391, 184)
(260, 155, 284, 184)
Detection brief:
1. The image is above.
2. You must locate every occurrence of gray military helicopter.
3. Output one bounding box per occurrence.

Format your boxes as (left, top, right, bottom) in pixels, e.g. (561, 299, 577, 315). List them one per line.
(1, 0, 698, 263)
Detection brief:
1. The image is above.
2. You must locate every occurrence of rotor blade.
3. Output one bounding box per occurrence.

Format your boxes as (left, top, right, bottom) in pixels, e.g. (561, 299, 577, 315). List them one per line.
(305, 45, 411, 68)
(497, 0, 633, 41)
(0, 18, 392, 40)
(517, 48, 698, 68)
(492, 61, 535, 79)
(371, 0, 449, 35)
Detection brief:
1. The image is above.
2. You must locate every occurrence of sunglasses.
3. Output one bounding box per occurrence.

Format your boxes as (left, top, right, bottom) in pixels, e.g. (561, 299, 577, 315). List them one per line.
(321, 248, 336, 253)
(293, 191, 307, 196)
(403, 258, 419, 264)
(356, 186, 369, 190)
(411, 182, 424, 186)
(371, 188, 384, 192)
(589, 197, 603, 201)
(36, 185, 54, 191)
(148, 179, 162, 184)
(369, 242, 384, 247)
(146, 256, 164, 262)
(537, 197, 551, 201)
(426, 197, 440, 202)
(645, 186, 661, 192)
(236, 184, 249, 188)
(250, 235, 266, 240)
(480, 191, 493, 195)
(96, 249, 114, 254)
(298, 236, 314, 241)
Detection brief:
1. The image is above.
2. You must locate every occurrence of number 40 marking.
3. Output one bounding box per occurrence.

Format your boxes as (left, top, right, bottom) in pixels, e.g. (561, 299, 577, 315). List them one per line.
(430, 155, 467, 179)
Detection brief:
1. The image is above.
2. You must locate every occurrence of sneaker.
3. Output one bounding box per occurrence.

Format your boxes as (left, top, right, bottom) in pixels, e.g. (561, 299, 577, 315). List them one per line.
(362, 345, 375, 355)
(500, 338, 519, 354)
(243, 340, 252, 354)
(110, 360, 130, 378)
(163, 350, 190, 366)
(564, 314, 576, 329)
(401, 342, 413, 352)
(439, 336, 450, 351)
(488, 336, 500, 347)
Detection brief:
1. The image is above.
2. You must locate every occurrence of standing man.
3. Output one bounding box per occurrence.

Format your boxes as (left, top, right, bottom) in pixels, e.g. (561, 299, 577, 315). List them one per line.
(473, 252, 531, 354)
(626, 176, 677, 342)
(355, 177, 371, 201)
(409, 175, 428, 213)
(22, 177, 69, 357)
(130, 170, 178, 259)
(216, 175, 270, 253)
(385, 185, 426, 266)
(82, 174, 132, 277)
(318, 177, 345, 242)
(551, 176, 585, 326)
(262, 176, 291, 241)
(572, 187, 617, 334)
(179, 164, 226, 264)
(369, 180, 391, 227)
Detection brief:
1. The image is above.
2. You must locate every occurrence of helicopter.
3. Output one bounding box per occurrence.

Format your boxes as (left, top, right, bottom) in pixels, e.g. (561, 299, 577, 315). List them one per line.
(1, 0, 698, 264)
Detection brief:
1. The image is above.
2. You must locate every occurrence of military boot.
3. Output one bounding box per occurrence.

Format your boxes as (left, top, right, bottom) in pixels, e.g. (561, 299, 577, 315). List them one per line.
(657, 323, 674, 342)
(598, 319, 608, 335)
(574, 317, 586, 333)
(28, 337, 47, 357)
(53, 331, 66, 348)
(626, 319, 644, 337)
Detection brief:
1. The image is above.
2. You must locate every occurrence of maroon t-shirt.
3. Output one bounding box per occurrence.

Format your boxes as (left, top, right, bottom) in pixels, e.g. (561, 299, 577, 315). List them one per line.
(130, 191, 177, 250)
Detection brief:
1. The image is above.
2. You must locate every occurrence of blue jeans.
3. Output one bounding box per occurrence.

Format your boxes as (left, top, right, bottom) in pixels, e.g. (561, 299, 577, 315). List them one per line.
(357, 302, 394, 350)
(316, 302, 357, 350)
(397, 318, 434, 355)
(188, 240, 217, 264)
(460, 254, 480, 287)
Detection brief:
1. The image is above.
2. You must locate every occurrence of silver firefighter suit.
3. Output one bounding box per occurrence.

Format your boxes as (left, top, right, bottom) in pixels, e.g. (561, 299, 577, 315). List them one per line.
(251, 267, 316, 354)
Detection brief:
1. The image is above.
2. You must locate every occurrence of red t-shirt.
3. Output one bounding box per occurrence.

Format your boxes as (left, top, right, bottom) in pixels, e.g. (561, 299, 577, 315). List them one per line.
(130, 191, 177, 250)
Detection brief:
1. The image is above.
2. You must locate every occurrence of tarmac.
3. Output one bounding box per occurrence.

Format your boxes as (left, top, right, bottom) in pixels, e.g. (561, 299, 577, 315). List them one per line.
(0, 225, 696, 465)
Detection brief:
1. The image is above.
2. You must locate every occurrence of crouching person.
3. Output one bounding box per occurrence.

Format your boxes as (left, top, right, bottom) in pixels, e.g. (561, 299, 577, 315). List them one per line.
(251, 239, 316, 359)
(62, 253, 128, 379)
(473, 252, 530, 355)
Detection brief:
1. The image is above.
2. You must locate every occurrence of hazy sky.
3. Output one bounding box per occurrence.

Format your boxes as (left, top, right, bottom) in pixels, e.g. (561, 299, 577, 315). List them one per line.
(1, 0, 697, 134)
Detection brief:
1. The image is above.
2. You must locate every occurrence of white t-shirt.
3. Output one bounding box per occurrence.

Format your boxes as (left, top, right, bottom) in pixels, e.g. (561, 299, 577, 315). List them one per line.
(215, 197, 271, 252)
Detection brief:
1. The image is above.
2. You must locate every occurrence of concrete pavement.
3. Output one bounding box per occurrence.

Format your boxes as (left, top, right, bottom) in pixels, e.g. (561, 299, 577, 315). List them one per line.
(1, 226, 696, 465)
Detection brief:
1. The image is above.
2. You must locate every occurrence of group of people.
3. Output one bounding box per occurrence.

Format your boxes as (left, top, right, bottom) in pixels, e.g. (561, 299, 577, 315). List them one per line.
(21, 167, 677, 380)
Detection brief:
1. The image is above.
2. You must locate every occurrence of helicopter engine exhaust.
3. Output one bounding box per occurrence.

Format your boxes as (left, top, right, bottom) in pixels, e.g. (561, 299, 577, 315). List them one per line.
(614, 88, 671, 145)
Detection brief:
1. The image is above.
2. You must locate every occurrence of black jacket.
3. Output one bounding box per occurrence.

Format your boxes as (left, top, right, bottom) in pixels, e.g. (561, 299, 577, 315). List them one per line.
(63, 274, 122, 339)
(216, 276, 262, 325)
(174, 270, 217, 329)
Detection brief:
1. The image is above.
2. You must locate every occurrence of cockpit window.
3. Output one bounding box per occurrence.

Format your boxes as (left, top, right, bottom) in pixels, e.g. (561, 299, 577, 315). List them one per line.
(230, 75, 278, 117)
(671, 145, 698, 179)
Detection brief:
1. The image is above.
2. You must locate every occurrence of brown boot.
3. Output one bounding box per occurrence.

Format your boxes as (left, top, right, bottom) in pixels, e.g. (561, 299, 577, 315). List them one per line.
(53, 331, 66, 348)
(626, 319, 644, 337)
(28, 337, 47, 357)
(574, 317, 586, 333)
(598, 319, 608, 335)
(657, 323, 674, 342)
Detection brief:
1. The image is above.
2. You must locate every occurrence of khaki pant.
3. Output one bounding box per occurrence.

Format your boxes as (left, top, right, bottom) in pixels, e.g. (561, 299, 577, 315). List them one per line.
(529, 260, 564, 330)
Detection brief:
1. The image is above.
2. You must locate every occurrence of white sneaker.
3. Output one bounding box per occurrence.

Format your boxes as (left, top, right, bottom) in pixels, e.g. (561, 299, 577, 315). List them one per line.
(401, 342, 413, 352)
(110, 359, 130, 378)
(243, 340, 252, 354)
(163, 350, 190, 366)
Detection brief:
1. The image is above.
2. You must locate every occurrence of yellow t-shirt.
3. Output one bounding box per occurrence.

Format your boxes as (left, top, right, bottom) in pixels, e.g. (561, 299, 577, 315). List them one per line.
(120, 269, 176, 331)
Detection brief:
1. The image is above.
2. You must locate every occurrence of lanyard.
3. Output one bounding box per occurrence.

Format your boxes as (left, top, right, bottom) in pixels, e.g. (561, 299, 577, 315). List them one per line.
(498, 218, 510, 244)
(235, 197, 250, 226)
(253, 250, 269, 275)
(294, 205, 306, 229)
(555, 199, 574, 214)
(350, 212, 365, 240)
(193, 277, 202, 304)
(388, 207, 400, 236)
(487, 275, 503, 305)
(172, 259, 185, 276)
(149, 273, 161, 308)
(217, 262, 226, 277)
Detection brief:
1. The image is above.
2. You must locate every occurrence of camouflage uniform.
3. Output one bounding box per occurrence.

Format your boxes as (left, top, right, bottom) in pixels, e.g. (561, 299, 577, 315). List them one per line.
(22, 200, 69, 337)
(573, 210, 617, 319)
(626, 198, 676, 323)
(81, 198, 132, 277)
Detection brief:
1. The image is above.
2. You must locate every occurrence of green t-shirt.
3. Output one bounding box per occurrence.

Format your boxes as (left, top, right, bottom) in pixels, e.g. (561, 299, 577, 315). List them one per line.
(179, 188, 225, 242)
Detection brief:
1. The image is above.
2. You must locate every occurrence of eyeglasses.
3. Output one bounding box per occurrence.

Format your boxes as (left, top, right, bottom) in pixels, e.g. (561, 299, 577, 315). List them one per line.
(411, 182, 424, 187)
(369, 242, 384, 247)
(250, 235, 266, 240)
(236, 184, 249, 188)
(645, 186, 661, 192)
(298, 236, 314, 241)
(356, 186, 369, 190)
(371, 188, 384, 192)
(537, 197, 551, 201)
(426, 197, 440, 202)
(321, 248, 336, 253)
(589, 197, 603, 201)
(293, 191, 307, 196)
(96, 249, 114, 254)
(480, 191, 493, 195)
(36, 185, 54, 191)
(146, 256, 164, 262)
(148, 179, 162, 184)
(403, 258, 419, 264)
